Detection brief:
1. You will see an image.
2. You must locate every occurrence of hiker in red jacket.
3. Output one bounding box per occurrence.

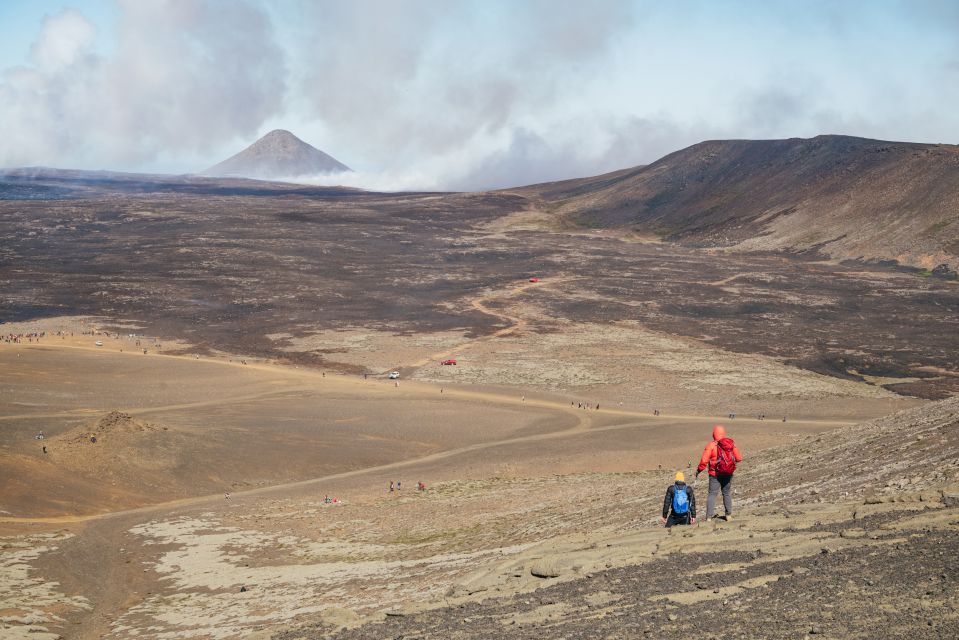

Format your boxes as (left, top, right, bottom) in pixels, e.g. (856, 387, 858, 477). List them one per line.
(696, 424, 742, 521)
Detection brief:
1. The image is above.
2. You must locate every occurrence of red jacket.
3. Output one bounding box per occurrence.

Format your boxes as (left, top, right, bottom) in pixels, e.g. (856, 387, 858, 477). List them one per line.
(697, 425, 742, 476)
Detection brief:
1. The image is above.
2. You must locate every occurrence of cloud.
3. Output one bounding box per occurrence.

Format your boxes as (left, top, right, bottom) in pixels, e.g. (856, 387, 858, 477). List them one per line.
(30, 8, 96, 70)
(0, 1, 286, 168)
(2, 1, 959, 189)
(292, 0, 639, 189)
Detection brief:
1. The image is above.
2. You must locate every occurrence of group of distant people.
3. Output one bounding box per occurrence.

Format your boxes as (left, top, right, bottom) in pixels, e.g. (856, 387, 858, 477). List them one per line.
(388, 480, 428, 492)
(3, 331, 46, 343)
(728, 412, 787, 422)
(571, 401, 600, 410)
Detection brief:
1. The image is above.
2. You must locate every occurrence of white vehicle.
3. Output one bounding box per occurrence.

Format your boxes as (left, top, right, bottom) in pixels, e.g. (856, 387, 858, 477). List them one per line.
(95, 340, 103, 347)
(388, 371, 400, 379)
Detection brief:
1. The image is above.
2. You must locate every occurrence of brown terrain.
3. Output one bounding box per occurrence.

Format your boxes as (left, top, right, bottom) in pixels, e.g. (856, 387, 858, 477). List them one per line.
(518, 135, 959, 270)
(0, 135, 957, 639)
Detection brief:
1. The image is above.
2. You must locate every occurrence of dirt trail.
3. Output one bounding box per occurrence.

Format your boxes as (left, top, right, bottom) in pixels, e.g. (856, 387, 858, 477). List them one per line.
(404, 278, 569, 370)
(705, 272, 751, 287)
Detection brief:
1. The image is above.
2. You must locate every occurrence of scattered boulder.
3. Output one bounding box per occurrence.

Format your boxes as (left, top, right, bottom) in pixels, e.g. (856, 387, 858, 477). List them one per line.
(530, 559, 562, 579)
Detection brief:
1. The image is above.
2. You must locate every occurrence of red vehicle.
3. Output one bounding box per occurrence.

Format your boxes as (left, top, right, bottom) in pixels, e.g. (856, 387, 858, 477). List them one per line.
(441, 359, 457, 365)
(529, 277, 540, 283)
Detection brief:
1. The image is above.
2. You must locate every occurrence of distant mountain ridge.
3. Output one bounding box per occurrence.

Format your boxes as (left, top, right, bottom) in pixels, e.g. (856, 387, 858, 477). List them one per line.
(528, 135, 959, 269)
(203, 129, 350, 180)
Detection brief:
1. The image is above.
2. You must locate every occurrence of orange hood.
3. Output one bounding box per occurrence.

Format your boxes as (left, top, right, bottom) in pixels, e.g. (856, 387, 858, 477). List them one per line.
(712, 424, 726, 441)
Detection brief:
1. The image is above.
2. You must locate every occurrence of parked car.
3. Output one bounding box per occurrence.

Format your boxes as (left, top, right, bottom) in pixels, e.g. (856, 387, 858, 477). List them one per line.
(388, 371, 400, 379)
(529, 277, 540, 283)
(441, 359, 457, 365)
(95, 340, 103, 347)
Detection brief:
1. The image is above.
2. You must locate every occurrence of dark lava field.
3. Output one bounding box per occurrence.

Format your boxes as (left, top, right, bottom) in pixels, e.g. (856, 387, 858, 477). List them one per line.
(1, 171, 957, 397)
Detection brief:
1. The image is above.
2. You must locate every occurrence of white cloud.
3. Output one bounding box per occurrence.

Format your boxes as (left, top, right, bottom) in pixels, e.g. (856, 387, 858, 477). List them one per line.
(30, 8, 96, 70)
(0, 0, 286, 169)
(1, 1, 958, 189)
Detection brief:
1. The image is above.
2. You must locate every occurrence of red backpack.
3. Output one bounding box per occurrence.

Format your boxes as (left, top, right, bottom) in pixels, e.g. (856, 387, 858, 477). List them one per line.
(714, 438, 737, 475)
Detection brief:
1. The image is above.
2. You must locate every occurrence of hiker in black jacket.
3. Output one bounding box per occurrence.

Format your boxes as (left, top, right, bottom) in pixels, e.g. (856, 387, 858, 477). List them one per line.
(662, 471, 697, 527)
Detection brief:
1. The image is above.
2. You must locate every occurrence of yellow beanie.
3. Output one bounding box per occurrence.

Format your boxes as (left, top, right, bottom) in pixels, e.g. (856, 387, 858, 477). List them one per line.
(675, 471, 685, 482)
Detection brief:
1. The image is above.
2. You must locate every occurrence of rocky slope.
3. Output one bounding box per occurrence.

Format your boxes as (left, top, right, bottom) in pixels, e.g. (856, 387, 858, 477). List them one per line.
(203, 129, 350, 179)
(527, 135, 959, 270)
(277, 396, 959, 639)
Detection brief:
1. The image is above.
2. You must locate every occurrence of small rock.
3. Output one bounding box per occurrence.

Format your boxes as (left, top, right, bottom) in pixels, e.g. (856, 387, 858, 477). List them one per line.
(668, 613, 678, 622)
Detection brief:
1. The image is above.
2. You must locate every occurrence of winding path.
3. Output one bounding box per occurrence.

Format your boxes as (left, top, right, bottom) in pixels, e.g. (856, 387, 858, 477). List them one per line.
(403, 277, 568, 370)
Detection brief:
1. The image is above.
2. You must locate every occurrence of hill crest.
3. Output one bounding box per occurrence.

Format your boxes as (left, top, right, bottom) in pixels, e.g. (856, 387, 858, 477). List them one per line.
(536, 135, 959, 269)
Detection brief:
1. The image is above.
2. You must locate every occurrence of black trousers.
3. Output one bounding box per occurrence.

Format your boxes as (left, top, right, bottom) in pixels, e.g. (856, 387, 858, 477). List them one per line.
(666, 512, 691, 527)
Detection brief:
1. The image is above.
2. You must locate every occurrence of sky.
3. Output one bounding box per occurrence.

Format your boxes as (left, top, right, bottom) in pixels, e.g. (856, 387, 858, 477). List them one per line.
(0, 0, 957, 190)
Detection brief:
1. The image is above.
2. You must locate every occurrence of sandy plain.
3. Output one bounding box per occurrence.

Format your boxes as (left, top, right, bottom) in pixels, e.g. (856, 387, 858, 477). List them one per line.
(0, 290, 930, 639)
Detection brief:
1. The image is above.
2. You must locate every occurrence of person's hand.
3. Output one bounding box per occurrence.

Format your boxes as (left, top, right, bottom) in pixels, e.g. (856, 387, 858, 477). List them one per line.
(691, 517, 697, 524)
(661, 517, 667, 525)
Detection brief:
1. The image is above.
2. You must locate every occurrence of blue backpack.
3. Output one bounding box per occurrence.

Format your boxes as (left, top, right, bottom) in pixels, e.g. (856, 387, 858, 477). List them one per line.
(672, 484, 689, 514)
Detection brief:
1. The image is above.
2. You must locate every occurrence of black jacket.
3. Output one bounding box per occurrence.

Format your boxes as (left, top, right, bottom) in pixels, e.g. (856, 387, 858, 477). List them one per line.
(663, 481, 696, 518)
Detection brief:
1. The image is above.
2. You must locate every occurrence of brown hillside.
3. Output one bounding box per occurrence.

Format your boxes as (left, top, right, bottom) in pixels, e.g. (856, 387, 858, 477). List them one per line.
(538, 135, 959, 269)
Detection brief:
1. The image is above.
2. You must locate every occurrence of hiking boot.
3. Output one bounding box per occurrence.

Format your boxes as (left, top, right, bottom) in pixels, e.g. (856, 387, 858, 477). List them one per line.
(724, 515, 733, 522)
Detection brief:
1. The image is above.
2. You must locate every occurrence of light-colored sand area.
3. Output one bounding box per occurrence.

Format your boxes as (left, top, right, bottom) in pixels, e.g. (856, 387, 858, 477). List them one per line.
(0, 532, 91, 639)
(261, 277, 917, 420)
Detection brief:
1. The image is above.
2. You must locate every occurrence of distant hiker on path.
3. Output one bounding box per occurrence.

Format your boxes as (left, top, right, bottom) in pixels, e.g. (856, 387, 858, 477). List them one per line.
(696, 424, 743, 521)
(662, 471, 696, 527)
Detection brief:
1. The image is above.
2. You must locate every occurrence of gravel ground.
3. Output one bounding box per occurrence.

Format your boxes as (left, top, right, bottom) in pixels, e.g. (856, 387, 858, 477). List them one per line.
(278, 510, 958, 640)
